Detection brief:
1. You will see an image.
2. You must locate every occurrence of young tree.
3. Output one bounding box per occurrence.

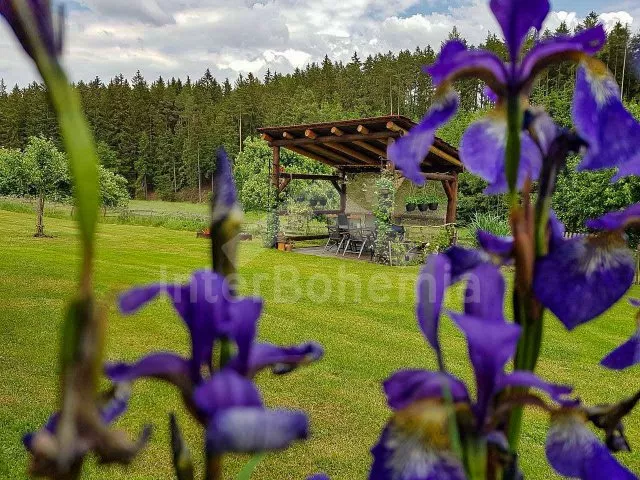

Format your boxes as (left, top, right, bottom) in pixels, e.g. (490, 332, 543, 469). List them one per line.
(98, 165, 129, 215)
(22, 136, 70, 236)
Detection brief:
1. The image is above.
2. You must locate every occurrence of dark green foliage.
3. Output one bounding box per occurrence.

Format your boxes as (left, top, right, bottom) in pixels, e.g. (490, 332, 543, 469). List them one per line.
(456, 172, 508, 225)
(0, 20, 639, 214)
(553, 157, 640, 243)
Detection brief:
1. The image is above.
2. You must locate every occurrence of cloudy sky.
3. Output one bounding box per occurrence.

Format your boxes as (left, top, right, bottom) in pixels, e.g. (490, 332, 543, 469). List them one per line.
(0, 0, 637, 87)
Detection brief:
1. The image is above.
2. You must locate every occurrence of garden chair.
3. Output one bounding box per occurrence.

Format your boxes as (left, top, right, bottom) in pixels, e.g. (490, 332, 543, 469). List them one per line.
(335, 213, 350, 255)
(343, 227, 375, 259)
(325, 222, 342, 251)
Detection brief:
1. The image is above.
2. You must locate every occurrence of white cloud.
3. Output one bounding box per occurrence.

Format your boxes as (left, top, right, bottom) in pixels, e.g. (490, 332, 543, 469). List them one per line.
(0, 0, 636, 87)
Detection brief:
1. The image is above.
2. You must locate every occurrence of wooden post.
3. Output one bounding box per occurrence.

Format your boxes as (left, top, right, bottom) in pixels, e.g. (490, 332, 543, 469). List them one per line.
(272, 146, 281, 205)
(339, 172, 347, 213)
(444, 172, 458, 224)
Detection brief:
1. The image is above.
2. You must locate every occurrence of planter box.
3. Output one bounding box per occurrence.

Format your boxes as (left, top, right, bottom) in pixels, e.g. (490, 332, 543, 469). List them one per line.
(277, 241, 293, 251)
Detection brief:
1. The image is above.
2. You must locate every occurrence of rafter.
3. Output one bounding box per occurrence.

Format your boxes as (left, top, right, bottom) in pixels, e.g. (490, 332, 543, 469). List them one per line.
(325, 142, 376, 164)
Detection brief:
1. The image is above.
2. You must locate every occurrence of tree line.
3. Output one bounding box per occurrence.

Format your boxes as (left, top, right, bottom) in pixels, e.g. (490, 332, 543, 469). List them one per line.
(0, 13, 638, 203)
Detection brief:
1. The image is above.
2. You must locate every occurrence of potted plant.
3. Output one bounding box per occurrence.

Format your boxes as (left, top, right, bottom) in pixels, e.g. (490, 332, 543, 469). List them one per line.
(318, 196, 327, 207)
(417, 193, 430, 212)
(405, 195, 419, 212)
(295, 192, 305, 202)
(426, 194, 439, 211)
(309, 197, 318, 207)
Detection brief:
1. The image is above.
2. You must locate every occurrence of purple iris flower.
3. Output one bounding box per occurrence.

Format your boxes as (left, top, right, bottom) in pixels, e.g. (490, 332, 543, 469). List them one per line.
(106, 270, 323, 453)
(212, 147, 238, 223)
(601, 298, 640, 371)
(23, 383, 150, 477)
(417, 230, 514, 369)
(388, 0, 640, 192)
(371, 259, 572, 479)
(0, 0, 63, 62)
(534, 206, 637, 330)
(546, 409, 637, 479)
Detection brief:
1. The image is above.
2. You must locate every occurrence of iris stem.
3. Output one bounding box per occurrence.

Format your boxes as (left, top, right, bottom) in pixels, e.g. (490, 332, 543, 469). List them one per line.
(505, 94, 522, 200)
(464, 439, 487, 480)
(504, 93, 546, 453)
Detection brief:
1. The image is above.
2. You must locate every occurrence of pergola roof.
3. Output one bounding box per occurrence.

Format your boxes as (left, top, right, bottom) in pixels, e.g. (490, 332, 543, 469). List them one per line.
(257, 115, 462, 174)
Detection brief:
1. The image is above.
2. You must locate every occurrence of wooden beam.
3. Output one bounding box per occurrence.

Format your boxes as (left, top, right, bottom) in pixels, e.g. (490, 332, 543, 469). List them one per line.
(305, 144, 358, 164)
(281, 172, 341, 181)
(284, 145, 339, 167)
(305, 129, 318, 139)
(271, 130, 397, 147)
(282, 131, 296, 140)
(386, 121, 408, 135)
(325, 142, 376, 164)
(261, 133, 273, 142)
(357, 125, 370, 134)
(354, 140, 386, 158)
(331, 127, 344, 136)
(339, 165, 383, 173)
(420, 172, 456, 182)
(429, 146, 463, 168)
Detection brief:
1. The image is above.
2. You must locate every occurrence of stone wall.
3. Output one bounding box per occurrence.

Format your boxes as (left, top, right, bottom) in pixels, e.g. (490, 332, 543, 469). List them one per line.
(344, 172, 448, 226)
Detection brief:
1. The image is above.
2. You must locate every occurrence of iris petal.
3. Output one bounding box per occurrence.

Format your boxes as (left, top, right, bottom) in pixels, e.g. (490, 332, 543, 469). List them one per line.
(533, 236, 634, 330)
(369, 425, 465, 480)
(118, 284, 165, 314)
(495, 371, 573, 404)
(600, 331, 640, 370)
(383, 370, 470, 411)
(477, 230, 514, 258)
(573, 63, 640, 177)
(586, 203, 640, 231)
(583, 442, 637, 480)
(489, 0, 550, 61)
(206, 407, 308, 454)
(193, 369, 262, 417)
(546, 412, 636, 479)
(105, 352, 192, 392)
(228, 297, 263, 376)
(425, 40, 508, 90)
(448, 312, 521, 425)
(0, 0, 62, 61)
(443, 246, 487, 282)
(464, 263, 506, 320)
(519, 26, 606, 84)
(387, 91, 458, 185)
(460, 115, 542, 194)
(226, 342, 324, 377)
(416, 254, 451, 367)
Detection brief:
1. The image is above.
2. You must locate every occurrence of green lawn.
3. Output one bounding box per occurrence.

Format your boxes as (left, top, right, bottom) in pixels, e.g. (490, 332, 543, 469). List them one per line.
(0, 210, 638, 479)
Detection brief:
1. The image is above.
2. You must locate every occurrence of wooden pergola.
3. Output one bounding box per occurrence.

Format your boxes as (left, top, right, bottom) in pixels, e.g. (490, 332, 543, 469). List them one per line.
(257, 115, 462, 224)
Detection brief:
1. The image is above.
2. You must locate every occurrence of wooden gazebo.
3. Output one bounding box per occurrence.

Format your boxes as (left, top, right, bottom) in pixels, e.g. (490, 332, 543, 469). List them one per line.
(257, 115, 462, 224)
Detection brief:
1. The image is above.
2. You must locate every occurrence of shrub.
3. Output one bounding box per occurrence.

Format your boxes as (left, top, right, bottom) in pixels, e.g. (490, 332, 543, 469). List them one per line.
(468, 211, 510, 244)
(262, 210, 280, 248)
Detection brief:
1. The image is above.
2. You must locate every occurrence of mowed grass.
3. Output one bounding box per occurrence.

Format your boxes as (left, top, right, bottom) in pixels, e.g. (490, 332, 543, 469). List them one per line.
(0, 209, 638, 479)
